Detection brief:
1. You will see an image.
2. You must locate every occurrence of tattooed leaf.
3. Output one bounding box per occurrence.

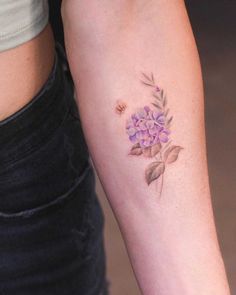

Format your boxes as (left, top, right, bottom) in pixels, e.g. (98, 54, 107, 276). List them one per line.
(164, 145, 183, 164)
(153, 93, 162, 101)
(142, 72, 153, 83)
(143, 143, 161, 158)
(163, 95, 167, 107)
(151, 72, 155, 83)
(160, 89, 164, 98)
(143, 147, 152, 157)
(166, 116, 173, 128)
(129, 143, 143, 156)
(164, 108, 170, 116)
(145, 162, 165, 185)
(163, 140, 172, 152)
(167, 116, 173, 124)
(151, 143, 162, 156)
(152, 102, 162, 110)
(141, 81, 154, 87)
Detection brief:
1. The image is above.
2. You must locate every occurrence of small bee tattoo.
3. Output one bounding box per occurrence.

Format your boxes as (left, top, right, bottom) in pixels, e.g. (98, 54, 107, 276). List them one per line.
(115, 100, 127, 115)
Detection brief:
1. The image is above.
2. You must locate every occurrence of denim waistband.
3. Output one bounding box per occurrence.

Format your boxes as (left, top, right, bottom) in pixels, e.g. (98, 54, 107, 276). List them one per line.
(0, 42, 71, 171)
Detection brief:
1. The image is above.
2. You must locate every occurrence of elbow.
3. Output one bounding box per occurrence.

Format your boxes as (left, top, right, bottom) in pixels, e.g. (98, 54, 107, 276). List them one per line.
(61, 0, 139, 49)
(61, 0, 142, 27)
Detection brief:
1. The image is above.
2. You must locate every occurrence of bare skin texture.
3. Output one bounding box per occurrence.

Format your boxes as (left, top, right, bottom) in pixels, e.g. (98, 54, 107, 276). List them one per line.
(0, 23, 55, 121)
(61, 1, 231, 294)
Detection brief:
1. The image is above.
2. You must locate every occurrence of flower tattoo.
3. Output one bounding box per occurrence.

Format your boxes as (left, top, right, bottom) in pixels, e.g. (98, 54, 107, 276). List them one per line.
(126, 72, 183, 198)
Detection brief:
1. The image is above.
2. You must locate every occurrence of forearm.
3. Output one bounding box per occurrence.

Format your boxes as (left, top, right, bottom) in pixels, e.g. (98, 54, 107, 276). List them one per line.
(61, 1, 230, 294)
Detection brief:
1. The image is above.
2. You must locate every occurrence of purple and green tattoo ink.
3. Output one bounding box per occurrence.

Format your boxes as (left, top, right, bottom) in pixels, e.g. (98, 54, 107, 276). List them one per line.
(123, 72, 183, 198)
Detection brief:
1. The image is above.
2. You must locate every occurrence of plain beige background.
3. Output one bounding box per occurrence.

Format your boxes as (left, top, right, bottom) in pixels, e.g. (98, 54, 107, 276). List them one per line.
(96, 1, 236, 294)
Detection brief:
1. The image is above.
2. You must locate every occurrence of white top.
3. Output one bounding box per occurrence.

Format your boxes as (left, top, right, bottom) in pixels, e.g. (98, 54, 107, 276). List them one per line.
(0, 0, 49, 52)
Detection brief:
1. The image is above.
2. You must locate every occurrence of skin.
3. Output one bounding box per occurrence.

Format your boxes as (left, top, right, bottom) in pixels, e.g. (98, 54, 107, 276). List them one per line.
(0, 23, 55, 121)
(0, 1, 230, 294)
(61, 0, 231, 294)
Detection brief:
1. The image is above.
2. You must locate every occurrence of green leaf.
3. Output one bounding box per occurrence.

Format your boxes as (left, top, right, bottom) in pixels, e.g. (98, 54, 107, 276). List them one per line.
(145, 161, 165, 185)
(163, 145, 183, 164)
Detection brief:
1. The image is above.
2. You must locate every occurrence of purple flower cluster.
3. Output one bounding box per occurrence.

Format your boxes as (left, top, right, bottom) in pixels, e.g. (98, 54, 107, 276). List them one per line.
(126, 106, 170, 148)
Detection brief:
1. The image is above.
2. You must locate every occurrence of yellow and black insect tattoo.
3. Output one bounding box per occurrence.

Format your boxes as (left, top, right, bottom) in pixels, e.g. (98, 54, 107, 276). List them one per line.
(115, 100, 127, 115)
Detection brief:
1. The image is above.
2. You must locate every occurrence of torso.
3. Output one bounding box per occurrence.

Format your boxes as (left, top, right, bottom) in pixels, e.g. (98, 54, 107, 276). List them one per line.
(0, 23, 55, 121)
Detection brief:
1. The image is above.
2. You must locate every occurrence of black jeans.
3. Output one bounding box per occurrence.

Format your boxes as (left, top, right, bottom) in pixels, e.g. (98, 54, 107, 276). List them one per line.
(0, 42, 110, 294)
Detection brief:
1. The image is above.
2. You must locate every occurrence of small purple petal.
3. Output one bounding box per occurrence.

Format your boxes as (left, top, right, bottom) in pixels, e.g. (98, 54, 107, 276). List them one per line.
(131, 114, 139, 122)
(129, 135, 137, 143)
(143, 141, 150, 147)
(144, 106, 150, 113)
(126, 118, 135, 129)
(152, 136, 160, 145)
(127, 127, 136, 136)
(152, 111, 162, 120)
(149, 126, 159, 136)
(136, 109, 147, 119)
(146, 120, 155, 129)
(156, 115, 165, 125)
(159, 131, 169, 143)
(135, 131, 144, 140)
(137, 123, 147, 131)
(139, 140, 146, 148)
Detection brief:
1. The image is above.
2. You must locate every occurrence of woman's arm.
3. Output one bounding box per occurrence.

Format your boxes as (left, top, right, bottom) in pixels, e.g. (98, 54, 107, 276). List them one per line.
(61, 1, 230, 294)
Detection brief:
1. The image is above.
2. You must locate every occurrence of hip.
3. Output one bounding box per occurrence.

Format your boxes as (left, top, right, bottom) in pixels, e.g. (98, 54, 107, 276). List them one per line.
(0, 42, 108, 294)
(0, 23, 55, 121)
